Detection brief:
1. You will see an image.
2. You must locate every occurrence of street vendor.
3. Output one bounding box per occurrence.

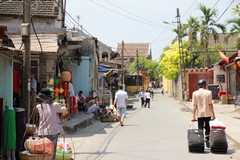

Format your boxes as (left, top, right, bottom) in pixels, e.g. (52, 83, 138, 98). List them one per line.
(36, 88, 66, 160)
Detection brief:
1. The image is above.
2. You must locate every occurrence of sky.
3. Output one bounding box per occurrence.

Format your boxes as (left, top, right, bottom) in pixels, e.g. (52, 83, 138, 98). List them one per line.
(65, 0, 239, 61)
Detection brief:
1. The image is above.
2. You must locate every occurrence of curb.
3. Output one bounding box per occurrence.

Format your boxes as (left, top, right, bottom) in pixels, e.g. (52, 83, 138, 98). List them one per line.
(63, 115, 95, 134)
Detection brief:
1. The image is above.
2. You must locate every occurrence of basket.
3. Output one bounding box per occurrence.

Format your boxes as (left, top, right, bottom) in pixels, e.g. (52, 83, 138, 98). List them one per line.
(19, 151, 52, 160)
(55, 153, 72, 160)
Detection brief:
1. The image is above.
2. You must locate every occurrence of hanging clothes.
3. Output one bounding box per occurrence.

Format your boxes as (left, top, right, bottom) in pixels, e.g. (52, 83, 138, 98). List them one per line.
(3, 108, 16, 150)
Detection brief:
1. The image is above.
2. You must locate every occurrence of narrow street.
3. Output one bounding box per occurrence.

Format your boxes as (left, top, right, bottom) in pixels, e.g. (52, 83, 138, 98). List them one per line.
(64, 90, 240, 160)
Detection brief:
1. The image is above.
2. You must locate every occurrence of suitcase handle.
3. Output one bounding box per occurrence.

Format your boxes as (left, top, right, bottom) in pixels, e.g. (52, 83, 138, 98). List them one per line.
(189, 121, 198, 129)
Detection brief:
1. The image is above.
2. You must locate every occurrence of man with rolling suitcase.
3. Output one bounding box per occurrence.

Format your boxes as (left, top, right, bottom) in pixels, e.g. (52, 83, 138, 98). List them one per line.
(191, 79, 216, 148)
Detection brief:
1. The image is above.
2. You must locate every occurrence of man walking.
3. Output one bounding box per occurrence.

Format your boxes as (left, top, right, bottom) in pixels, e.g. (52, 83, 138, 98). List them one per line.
(192, 79, 216, 148)
(138, 89, 144, 107)
(114, 85, 128, 126)
(144, 89, 151, 108)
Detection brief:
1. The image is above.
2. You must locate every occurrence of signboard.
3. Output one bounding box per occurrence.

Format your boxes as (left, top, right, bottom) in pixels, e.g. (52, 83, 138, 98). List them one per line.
(208, 84, 219, 100)
(217, 74, 225, 83)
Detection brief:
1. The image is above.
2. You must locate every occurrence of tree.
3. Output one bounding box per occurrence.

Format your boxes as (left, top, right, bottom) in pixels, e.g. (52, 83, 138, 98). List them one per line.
(198, 4, 226, 68)
(232, 2, 240, 16)
(159, 42, 180, 80)
(226, 18, 240, 49)
(127, 57, 160, 81)
(186, 16, 199, 48)
(172, 24, 187, 44)
(186, 16, 200, 68)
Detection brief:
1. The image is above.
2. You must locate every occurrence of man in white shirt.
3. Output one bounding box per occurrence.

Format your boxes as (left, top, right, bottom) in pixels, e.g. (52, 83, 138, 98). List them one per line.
(138, 89, 145, 107)
(114, 85, 128, 126)
(144, 89, 151, 108)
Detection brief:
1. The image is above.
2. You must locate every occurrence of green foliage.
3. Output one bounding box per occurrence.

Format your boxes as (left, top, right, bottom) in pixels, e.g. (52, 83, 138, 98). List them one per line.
(236, 37, 240, 49)
(159, 42, 180, 80)
(232, 2, 240, 16)
(127, 57, 160, 81)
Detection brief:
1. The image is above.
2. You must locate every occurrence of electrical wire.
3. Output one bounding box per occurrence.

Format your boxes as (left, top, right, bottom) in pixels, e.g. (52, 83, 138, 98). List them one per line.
(65, 11, 94, 37)
(89, 0, 166, 29)
(105, 0, 166, 28)
(216, 0, 235, 22)
(30, 18, 43, 61)
(182, 0, 199, 17)
(211, 0, 221, 10)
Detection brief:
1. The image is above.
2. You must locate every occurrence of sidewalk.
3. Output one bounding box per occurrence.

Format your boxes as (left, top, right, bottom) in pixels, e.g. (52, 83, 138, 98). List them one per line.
(63, 95, 138, 133)
(182, 101, 240, 148)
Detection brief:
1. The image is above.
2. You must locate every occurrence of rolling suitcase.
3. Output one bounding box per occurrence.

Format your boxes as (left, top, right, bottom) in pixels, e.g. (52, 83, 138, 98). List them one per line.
(188, 129, 205, 152)
(210, 128, 228, 153)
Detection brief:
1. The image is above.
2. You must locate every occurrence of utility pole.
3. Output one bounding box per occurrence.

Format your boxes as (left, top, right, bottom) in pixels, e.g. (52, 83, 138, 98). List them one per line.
(22, 0, 31, 121)
(136, 49, 139, 92)
(61, 0, 66, 28)
(176, 8, 187, 101)
(142, 56, 144, 91)
(121, 41, 124, 85)
(76, 15, 80, 31)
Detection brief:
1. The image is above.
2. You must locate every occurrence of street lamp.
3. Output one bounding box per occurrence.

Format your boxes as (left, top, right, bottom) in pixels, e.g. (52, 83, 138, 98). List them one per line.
(163, 9, 187, 101)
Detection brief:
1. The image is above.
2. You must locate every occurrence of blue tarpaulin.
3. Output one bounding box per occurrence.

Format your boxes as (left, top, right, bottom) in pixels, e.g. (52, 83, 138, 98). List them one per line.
(98, 66, 110, 71)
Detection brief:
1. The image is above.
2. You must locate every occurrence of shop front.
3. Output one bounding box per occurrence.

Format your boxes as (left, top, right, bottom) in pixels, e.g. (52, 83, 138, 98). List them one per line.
(0, 50, 14, 159)
(98, 67, 112, 108)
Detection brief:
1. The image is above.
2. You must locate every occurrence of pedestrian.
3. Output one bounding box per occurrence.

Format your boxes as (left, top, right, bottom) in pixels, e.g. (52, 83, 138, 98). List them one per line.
(30, 74, 37, 110)
(30, 74, 37, 123)
(150, 89, 154, 100)
(138, 89, 145, 107)
(86, 96, 100, 114)
(113, 85, 128, 126)
(144, 89, 151, 108)
(77, 90, 86, 111)
(192, 79, 216, 148)
(36, 88, 66, 160)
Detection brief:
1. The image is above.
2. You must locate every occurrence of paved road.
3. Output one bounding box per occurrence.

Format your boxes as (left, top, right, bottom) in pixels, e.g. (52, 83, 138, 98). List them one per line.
(64, 91, 240, 160)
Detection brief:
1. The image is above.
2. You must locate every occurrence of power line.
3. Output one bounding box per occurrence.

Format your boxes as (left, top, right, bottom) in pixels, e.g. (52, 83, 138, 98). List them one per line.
(151, 27, 169, 44)
(89, 0, 166, 29)
(65, 11, 94, 37)
(216, 0, 235, 22)
(211, 0, 220, 10)
(182, 0, 199, 17)
(105, 0, 166, 28)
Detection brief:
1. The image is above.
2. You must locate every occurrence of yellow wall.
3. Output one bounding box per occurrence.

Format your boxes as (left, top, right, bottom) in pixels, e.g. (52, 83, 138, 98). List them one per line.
(162, 76, 172, 94)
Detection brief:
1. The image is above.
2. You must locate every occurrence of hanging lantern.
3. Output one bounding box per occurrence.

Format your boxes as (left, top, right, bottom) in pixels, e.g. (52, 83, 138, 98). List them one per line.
(59, 87, 64, 94)
(54, 98, 59, 103)
(49, 79, 54, 85)
(62, 83, 69, 97)
(54, 87, 60, 94)
(61, 71, 71, 82)
(54, 79, 59, 86)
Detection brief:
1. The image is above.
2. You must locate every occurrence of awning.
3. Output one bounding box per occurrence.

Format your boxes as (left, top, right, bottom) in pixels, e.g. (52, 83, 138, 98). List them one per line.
(9, 34, 59, 52)
(98, 66, 110, 71)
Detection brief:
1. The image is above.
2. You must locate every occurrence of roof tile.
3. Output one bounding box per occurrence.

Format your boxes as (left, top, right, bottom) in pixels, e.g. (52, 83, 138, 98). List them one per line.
(0, 1, 56, 17)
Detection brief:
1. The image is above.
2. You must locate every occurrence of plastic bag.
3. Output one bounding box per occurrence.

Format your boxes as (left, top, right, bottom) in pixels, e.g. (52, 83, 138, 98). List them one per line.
(209, 119, 226, 129)
(56, 142, 72, 160)
(24, 137, 54, 154)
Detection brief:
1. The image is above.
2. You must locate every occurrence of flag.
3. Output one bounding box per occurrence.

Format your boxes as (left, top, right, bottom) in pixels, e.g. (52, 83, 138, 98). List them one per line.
(218, 49, 229, 64)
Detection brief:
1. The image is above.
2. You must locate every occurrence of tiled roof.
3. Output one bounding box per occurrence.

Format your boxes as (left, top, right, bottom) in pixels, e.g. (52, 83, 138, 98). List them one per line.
(0, 1, 57, 17)
(116, 43, 150, 57)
